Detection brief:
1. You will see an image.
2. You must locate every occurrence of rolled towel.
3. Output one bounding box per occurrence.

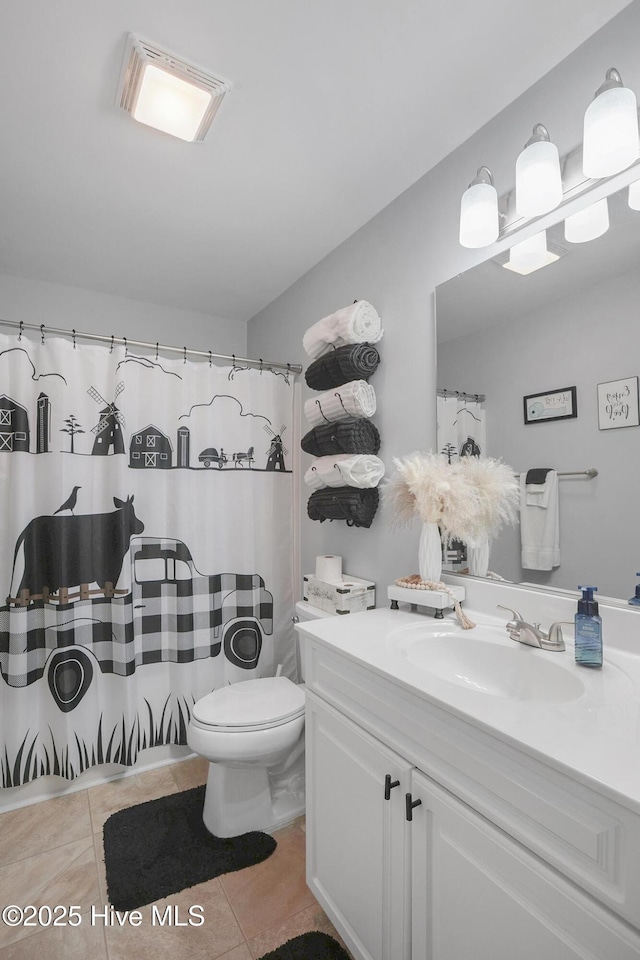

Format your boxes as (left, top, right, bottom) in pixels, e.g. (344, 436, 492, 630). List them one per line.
(301, 417, 381, 457)
(307, 487, 379, 528)
(305, 454, 385, 490)
(303, 301, 383, 359)
(305, 342, 381, 391)
(304, 380, 376, 427)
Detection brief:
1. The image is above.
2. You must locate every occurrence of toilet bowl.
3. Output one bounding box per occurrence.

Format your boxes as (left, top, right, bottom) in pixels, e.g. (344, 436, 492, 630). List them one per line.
(187, 600, 328, 837)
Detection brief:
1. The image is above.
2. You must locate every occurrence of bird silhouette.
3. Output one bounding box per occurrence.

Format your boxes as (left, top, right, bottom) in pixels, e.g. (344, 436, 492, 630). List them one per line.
(53, 486, 81, 515)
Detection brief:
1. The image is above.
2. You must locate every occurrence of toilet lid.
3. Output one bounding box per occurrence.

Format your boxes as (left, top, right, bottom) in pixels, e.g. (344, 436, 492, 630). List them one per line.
(193, 676, 305, 729)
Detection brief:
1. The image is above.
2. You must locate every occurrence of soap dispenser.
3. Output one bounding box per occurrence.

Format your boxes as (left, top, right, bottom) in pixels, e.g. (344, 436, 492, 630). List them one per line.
(574, 586, 602, 668)
(629, 574, 640, 606)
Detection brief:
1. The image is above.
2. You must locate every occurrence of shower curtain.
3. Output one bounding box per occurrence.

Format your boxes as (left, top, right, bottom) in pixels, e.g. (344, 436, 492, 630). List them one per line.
(437, 394, 486, 461)
(0, 333, 295, 788)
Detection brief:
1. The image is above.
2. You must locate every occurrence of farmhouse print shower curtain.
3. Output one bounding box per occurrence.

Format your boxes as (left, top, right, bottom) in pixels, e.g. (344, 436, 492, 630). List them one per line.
(0, 333, 295, 787)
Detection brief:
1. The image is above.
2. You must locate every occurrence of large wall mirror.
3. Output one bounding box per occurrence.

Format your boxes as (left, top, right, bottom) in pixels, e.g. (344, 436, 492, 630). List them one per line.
(436, 182, 640, 602)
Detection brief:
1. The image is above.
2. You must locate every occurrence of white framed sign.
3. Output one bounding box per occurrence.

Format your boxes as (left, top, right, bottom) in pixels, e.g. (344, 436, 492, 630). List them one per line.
(597, 376, 640, 430)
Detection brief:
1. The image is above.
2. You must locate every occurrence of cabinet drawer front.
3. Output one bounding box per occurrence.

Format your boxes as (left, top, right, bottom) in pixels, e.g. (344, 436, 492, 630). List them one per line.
(306, 639, 640, 926)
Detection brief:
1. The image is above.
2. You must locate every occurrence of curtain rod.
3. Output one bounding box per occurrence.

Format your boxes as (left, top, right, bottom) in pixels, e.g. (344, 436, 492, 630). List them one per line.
(0, 318, 302, 375)
(438, 389, 486, 403)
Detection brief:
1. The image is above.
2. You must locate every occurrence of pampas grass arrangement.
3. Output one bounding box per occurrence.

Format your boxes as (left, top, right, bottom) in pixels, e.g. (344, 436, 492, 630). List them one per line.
(382, 452, 518, 545)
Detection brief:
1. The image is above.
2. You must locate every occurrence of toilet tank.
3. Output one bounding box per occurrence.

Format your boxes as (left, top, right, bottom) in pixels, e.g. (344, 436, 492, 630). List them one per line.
(294, 600, 332, 682)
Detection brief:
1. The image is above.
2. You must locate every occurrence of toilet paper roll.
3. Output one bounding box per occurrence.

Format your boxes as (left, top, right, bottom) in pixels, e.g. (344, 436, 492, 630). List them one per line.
(315, 555, 343, 582)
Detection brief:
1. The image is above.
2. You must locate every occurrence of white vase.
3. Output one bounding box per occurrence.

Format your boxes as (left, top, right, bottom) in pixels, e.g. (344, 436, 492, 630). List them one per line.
(418, 522, 442, 583)
(467, 535, 490, 577)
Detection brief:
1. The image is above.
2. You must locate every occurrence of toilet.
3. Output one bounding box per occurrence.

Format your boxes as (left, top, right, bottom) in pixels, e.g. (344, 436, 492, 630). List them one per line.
(187, 600, 329, 837)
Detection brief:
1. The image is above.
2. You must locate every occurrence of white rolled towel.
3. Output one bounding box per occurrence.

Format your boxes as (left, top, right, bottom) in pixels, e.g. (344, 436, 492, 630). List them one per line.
(303, 300, 383, 359)
(304, 380, 376, 427)
(305, 454, 385, 490)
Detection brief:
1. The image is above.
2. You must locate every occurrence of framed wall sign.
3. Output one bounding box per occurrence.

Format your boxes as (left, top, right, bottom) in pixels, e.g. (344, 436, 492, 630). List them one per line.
(523, 386, 577, 425)
(597, 376, 640, 430)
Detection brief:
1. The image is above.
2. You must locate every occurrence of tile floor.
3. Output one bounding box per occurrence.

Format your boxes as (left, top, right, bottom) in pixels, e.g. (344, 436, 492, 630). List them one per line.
(0, 758, 352, 959)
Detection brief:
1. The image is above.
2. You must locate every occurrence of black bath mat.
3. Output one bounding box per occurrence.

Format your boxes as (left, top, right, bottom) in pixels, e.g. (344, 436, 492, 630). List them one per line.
(103, 784, 277, 910)
(258, 931, 351, 959)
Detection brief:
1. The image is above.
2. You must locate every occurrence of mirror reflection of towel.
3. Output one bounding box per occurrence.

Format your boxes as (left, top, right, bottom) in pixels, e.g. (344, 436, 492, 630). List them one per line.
(520, 472, 560, 570)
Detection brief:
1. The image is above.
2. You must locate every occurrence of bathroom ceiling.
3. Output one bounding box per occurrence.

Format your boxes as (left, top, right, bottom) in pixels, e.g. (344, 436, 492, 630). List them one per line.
(0, 1, 632, 322)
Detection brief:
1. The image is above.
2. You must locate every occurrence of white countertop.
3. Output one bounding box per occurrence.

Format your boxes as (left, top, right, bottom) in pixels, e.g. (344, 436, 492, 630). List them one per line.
(299, 605, 640, 813)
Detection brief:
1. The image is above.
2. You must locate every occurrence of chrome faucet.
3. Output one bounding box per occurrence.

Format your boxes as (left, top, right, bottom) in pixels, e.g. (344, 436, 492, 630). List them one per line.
(497, 606, 570, 652)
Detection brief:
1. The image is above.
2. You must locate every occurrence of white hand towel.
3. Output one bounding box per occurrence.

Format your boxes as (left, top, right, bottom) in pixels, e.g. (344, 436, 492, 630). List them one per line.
(525, 481, 552, 508)
(304, 380, 376, 427)
(520, 472, 560, 570)
(304, 454, 385, 490)
(302, 301, 383, 359)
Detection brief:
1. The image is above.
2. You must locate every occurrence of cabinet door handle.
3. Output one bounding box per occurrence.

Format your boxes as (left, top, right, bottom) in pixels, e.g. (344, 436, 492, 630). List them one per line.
(384, 774, 400, 800)
(405, 792, 422, 821)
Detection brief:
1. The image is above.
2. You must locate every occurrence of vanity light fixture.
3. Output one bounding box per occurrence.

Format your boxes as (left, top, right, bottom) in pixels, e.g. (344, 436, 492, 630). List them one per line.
(515, 125, 563, 218)
(118, 34, 231, 142)
(628, 177, 640, 211)
(459, 166, 499, 248)
(502, 230, 560, 275)
(582, 68, 639, 178)
(564, 197, 609, 243)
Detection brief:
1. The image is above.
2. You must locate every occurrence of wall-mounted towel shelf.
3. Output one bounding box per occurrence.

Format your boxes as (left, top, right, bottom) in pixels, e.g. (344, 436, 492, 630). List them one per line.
(516, 468, 598, 479)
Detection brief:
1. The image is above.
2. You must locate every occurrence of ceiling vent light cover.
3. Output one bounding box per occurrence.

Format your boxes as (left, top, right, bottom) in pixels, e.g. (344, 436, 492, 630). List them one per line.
(118, 34, 231, 142)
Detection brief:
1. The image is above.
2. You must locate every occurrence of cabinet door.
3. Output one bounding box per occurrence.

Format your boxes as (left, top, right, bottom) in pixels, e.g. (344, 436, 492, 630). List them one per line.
(410, 769, 640, 960)
(306, 693, 412, 960)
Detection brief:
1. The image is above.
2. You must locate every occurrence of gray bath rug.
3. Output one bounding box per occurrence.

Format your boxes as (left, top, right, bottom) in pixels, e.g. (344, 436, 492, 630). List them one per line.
(103, 784, 276, 910)
(257, 932, 351, 959)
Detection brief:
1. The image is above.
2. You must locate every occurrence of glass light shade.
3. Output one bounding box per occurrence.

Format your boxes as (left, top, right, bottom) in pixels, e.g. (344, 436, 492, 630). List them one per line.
(629, 178, 640, 211)
(459, 182, 499, 248)
(564, 198, 609, 243)
(503, 231, 559, 275)
(515, 140, 563, 218)
(583, 86, 639, 178)
(133, 64, 213, 141)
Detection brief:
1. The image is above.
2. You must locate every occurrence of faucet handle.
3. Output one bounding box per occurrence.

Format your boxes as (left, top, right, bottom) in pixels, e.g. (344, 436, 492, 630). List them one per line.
(547, 620, 572, 648)
(497, 604, 523, 621)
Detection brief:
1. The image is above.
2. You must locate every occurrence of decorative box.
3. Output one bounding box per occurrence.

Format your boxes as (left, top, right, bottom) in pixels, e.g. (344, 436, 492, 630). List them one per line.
(303, 574, 375, 615)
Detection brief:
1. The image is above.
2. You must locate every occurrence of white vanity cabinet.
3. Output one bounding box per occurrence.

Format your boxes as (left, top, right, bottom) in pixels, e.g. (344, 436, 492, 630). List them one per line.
(303, 628, 640, 960)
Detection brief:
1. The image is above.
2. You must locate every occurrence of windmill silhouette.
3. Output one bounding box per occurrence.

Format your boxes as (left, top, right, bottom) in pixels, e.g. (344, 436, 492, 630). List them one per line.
(264, 423, 288, 471)
(88, 382, 125, 455)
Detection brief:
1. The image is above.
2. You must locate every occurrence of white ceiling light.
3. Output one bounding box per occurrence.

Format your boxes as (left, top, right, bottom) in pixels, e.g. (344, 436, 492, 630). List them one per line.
(515, 124, 563, 218)
(582, 68, 639, 178)
(564, 198, 609, 243)
(118, 35, 231, 142)
(459, 167, 499, 249)
(503, 230, 560, 275)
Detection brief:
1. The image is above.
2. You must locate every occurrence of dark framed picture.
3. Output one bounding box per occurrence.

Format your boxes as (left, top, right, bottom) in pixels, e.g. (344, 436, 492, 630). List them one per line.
(523, 386, 577, 425)
(597, 376, 640, 430)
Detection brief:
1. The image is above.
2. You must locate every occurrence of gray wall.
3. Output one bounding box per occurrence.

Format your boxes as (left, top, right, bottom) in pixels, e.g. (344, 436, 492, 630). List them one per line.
(438, 267, 640, 599)
(248, 3, 640, 598)
(0, 273, 246, 356)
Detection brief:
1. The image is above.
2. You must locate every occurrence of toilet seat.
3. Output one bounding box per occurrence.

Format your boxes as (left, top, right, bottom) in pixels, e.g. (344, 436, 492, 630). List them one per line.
(192, 676, 305, 732)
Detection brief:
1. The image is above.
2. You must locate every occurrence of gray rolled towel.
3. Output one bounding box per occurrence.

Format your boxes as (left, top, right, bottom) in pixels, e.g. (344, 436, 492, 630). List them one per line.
(301, 417, 380, 457)
(307, 487, 379, 528)
(305, 343, 381, 391)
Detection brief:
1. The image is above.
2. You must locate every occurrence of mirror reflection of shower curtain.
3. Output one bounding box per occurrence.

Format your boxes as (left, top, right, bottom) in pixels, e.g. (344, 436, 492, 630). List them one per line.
(437, 394, 486, 462)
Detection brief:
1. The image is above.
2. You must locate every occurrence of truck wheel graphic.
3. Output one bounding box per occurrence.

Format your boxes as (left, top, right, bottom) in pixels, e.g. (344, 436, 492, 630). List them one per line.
(223, 618, 262, 670)
(46, 648, 95, 713)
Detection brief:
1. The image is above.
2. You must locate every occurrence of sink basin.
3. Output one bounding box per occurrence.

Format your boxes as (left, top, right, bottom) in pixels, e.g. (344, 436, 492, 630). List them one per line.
(396, 626, 586, 703)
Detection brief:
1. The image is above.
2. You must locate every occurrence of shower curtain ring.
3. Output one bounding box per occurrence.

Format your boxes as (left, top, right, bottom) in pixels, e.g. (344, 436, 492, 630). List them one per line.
(259, 359, 263, 374)
(110, 335, 114, 353)
(72, 329, 76, 349)
(155, 342, 159, 360)
(209, 351, 212, 367)
(18, 321, 23, 341)
(40, 324, 45, 344)
(183, 346, 187, 364)
(123, 337, 127, 355)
